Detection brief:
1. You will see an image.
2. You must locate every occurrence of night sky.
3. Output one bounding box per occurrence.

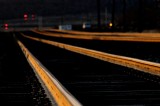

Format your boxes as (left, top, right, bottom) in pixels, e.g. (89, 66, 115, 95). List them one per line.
(0, 0, 97, 19)
(0, 0, 157, 20)
(0, 0, 124, 20)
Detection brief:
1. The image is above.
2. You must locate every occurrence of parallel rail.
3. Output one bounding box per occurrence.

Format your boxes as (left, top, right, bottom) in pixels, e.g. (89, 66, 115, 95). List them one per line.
(17, 38, 82, 106)
(21, 33, 160, 77)
(33, 29, 160, 42)
(41, 28, 160, 36)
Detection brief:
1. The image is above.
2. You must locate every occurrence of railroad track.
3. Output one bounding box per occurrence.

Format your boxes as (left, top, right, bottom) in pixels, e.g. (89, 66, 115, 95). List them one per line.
(18, 33, 160, 105)
(0, 33, 51, 106)
(32, 29, 160, 42)
(23, 31, 160, 64)
(16, 37, 81, 106)
(35, 28, 160, 37)
(20, 33, 160, 78)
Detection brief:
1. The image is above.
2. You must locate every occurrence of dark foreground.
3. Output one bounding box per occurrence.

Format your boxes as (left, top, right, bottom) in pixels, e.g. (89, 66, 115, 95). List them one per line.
(0, 32, 51, 106)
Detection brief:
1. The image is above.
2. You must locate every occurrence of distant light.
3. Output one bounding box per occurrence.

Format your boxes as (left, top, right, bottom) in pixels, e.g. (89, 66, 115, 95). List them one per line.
(5, 27, 8, 30)
(31, 14, 35, 20)
(82, 23, 86, 29)
(24, 14, 28, 21)
(24, 14, 28, 18)
(82, 22, 91, 29)
(4, 23, 8, 30)
(109, 22, 113, 27)
(4, 23, 8, 27)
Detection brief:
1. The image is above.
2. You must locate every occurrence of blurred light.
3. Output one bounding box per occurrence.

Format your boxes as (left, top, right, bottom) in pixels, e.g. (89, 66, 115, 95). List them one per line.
(24, 14, 28, 21)
(5, 27, 8, 30)
(82, 23, 86, 29)
(4, 23, 8, 27)
(24, 14, 28, 18)
(4, 23, 8, 30)
(82, 23, 91, 29)
(109, 22, 113, 27)
(31, 14, 35, 20)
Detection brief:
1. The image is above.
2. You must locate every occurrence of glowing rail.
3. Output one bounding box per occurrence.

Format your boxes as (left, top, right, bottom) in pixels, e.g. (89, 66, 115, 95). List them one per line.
(33, 29, 160, 42)
(16, 37, 82, 106)
(21, 33, 160, 77)
(41, 28, 160, 36)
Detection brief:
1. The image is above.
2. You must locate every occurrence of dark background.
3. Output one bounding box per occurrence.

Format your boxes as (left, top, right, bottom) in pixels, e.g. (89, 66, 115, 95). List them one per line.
(0, 0, 159, 31)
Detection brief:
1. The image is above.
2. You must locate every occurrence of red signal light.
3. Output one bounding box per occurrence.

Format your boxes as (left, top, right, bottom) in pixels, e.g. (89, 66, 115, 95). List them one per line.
(24, 14, 28, 18)
(24, 14, 28, 21)
(4, 24, 8, 27)
(5, 27, 8, 30)
(4, 23, 8, 30)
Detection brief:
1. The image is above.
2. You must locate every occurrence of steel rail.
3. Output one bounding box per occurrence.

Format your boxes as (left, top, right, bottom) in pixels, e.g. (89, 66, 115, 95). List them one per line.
(16, 37, 82, 106)
(32, 29, 160, 42)
(37, 28, 160, 37)
(21, 33, 160, 77)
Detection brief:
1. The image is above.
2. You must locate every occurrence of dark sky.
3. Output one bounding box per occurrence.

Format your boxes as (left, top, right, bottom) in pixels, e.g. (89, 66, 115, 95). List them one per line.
(0, 0, 118, 20)
(0, 0, 156, 20)
(0, 0, 99, 19)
